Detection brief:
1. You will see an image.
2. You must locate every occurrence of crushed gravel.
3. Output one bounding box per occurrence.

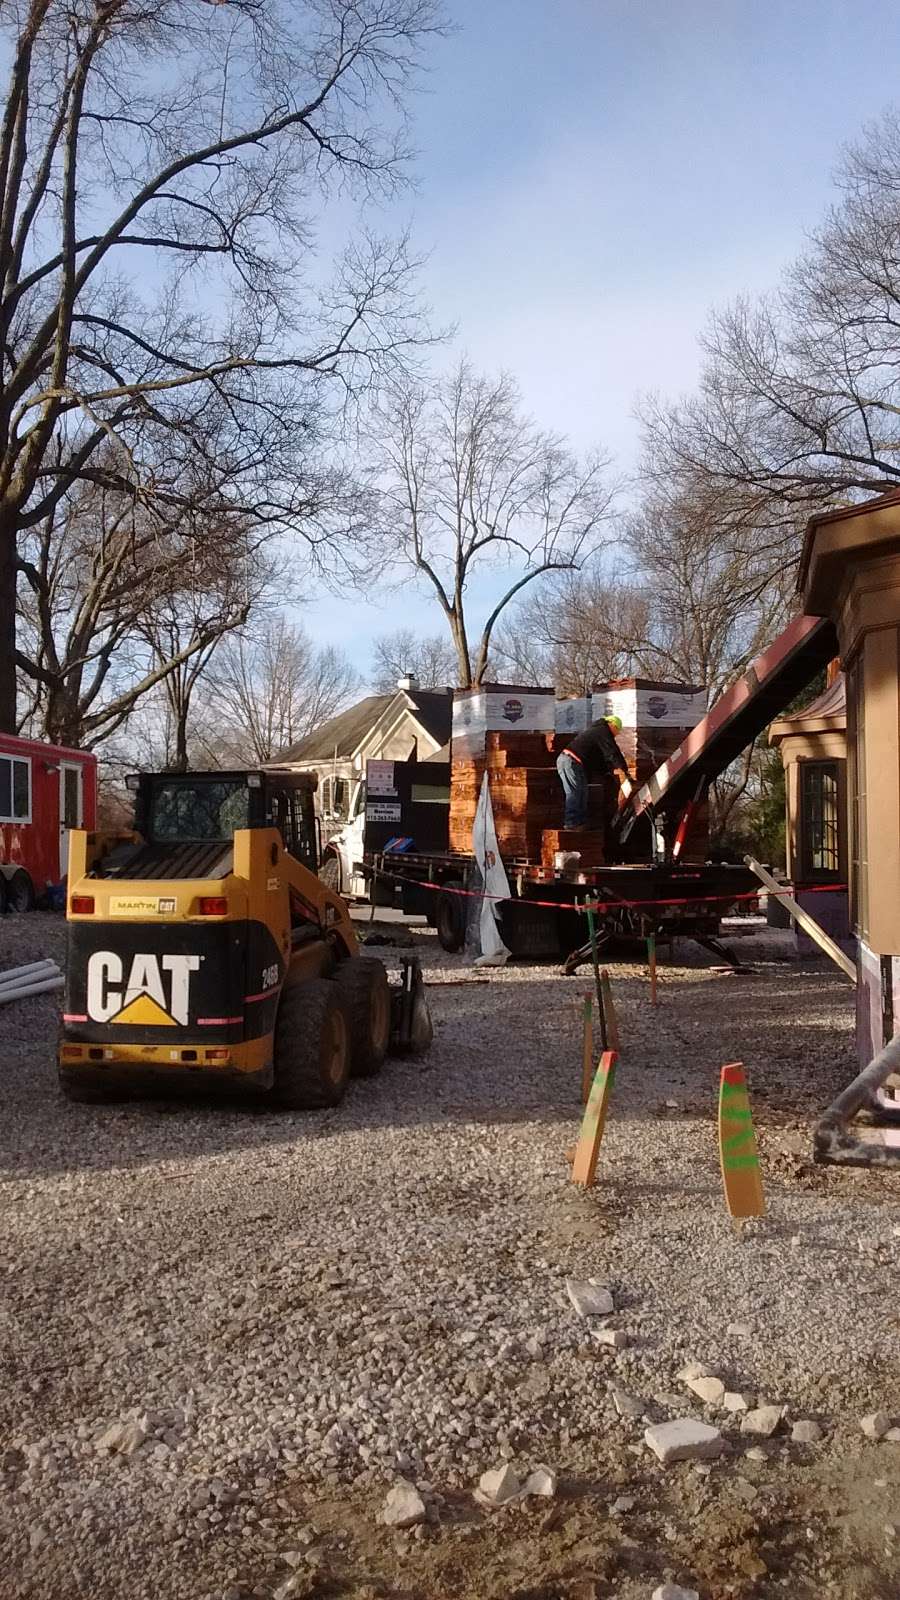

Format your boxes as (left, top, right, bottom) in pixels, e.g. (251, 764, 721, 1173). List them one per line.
(0, 911, 899, 1600)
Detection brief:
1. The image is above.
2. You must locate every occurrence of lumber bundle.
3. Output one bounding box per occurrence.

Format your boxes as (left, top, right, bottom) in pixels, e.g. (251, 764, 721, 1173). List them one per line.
(449, 731, 564, 859)
(541, 828, 607, 869)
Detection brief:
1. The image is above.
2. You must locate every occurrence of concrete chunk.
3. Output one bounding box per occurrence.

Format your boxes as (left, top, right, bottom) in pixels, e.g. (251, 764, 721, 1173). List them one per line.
(652, 1585, 700, 1600)
(740, 1406, 784, 1438)
(791, 1420, 823, 1444)
(381, 1482, 426, 1528)
(592, 1326, 629, 1349)
(522, 1465, 557, 1497)
(685, 1374, 725, 1406)
(861, 1411, 892, 1441)
(476, 1463, 522, 1508)
(644, 1419, 724, 1465)
(722, 1391, 752, 1413)
(565, 1278, 614, 1318)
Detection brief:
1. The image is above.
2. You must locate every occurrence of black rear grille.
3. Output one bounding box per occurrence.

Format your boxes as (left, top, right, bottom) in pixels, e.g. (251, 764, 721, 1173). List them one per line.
(99, 842, 234, 881)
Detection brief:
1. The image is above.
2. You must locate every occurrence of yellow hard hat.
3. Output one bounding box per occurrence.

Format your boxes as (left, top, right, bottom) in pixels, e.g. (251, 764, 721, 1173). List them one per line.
(605, 714, 623, 733)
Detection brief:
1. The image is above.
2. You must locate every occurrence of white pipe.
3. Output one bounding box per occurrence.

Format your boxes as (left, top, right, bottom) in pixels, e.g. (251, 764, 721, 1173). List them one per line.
(0, 975, 65, 1003)
(0, 959, 60, 986)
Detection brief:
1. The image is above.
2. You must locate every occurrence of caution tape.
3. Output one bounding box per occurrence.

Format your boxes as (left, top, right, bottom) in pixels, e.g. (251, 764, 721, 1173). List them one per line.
(368, 861, 848, 917)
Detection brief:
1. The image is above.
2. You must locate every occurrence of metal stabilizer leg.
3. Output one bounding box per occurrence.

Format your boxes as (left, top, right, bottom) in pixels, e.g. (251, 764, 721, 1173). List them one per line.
(814, 1030, 900, 1168)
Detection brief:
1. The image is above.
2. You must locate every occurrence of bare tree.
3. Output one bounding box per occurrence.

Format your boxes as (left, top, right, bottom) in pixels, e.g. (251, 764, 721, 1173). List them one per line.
(370, 359, 616, 687)
(370, 626, 456, 690)
(0, 0, 444, 732)
(640, 109, 900, 577)
(16, 459, 260, 748)
(492, 568, 651, 692)
(199, 617, 360, 766)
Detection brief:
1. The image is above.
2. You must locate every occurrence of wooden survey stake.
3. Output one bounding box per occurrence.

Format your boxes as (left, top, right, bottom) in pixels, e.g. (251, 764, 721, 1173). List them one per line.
(718, 1062, 765, 1218)
(572, 1050, 618, 1189)
(600, 969, 620, 1053)
(581, 994, 594, 1104)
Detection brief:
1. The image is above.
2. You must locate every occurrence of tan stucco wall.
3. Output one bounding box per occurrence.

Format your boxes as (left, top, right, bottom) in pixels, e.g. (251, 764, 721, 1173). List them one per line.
(802, 518, 900, 955)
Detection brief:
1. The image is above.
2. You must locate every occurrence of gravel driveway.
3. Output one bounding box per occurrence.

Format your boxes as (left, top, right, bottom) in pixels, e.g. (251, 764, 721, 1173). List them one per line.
(1, 912, 899, 1600)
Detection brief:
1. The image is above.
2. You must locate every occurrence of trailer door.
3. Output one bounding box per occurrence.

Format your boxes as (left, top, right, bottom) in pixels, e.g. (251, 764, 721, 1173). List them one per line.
(59, 761, 84, 877)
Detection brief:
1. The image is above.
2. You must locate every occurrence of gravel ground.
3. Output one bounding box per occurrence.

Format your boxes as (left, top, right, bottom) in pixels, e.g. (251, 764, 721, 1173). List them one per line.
(1, 911, 899, 1600)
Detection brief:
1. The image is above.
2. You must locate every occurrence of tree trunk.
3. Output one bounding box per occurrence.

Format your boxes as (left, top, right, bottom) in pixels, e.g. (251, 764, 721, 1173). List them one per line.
(0, 511, 17, 733)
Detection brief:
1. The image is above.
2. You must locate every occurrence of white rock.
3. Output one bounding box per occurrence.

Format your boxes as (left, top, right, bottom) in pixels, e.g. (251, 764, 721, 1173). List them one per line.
(722, 1392, 752, 1413)
(611, 1387, 645, 1419)
(676, 1362, 714, 1383)
(522, 1465, 557, 1497)
(565, 1277, 614, 1319)
(592, 1326, 629, 1349)
(94, 1423, 125, 1453)
(381, 1482, 426, 1529)
(685, 1375, 725, 1406)
(884, 1428, 900, 1443)
(609, 1494, 635, 1516)
(861, 1411, 892, 1441)
(791, 1420, 823, 1444)
(476, 1463, 521, 1507)
(740, 1406, 784, 1438)
(652, 1585, 700, 1600)
(118, 1421, 149, 1456)
(644, 1419, 725, 1465)
(745, 1446, 768, 1462)
(727, 1322, 752, 1337)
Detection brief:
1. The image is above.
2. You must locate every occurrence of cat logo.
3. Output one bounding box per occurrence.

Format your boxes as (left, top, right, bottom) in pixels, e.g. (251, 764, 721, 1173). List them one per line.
(86, 952, 201, 1027)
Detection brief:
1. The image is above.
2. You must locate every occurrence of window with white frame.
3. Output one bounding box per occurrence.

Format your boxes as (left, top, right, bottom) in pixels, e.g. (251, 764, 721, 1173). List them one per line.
(0, 754, 31, 823)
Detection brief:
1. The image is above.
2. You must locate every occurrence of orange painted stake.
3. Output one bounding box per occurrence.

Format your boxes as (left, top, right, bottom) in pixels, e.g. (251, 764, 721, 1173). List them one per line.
(581, 994, 594, 1104)
(572, 1050, 618, 1189)
(718, 1062, 765, 1220)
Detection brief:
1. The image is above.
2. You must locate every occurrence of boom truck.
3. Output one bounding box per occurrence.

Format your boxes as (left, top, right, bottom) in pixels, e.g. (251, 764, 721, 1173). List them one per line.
(321, 615, 839, 964)
(58, 767, 430, 1106)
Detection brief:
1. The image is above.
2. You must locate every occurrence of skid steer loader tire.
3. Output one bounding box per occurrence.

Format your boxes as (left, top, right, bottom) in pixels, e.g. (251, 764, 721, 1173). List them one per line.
(272, 979, 350, 1109)
(319, 854, 341, 894)
(334, 957, 391, 1078)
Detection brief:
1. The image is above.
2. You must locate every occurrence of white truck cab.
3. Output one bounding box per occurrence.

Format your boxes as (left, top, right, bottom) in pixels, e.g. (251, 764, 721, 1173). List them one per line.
(320, 778, 368, 898)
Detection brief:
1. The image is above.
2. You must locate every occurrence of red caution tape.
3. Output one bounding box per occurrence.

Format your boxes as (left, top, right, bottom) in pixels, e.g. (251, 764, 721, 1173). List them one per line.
(369, 863, 847, 917)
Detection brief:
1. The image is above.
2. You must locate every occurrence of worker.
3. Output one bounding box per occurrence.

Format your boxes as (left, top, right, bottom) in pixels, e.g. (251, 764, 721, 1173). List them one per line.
(556, 714, 630, 828)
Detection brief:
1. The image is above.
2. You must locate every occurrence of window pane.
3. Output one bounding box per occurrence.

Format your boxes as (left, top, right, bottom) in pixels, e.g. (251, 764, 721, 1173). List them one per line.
(13, 760, 29, 819)
(802, 761, 840, 875)
(0, 757, 11, 819)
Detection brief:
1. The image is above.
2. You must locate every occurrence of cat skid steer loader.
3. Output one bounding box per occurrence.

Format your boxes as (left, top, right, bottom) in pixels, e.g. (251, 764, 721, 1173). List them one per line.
(58, 769, 431, 1106)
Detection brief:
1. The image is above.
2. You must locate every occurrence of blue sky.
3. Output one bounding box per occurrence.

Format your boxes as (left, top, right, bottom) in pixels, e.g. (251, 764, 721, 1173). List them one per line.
(306, 0, 900, 682)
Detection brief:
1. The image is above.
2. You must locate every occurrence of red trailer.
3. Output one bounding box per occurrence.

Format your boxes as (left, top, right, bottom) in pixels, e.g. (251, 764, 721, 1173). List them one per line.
(0, 733, 97, 910)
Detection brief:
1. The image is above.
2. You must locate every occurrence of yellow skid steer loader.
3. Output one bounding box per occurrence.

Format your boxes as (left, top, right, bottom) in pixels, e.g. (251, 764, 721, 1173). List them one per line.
(58, 769, 431, 1106)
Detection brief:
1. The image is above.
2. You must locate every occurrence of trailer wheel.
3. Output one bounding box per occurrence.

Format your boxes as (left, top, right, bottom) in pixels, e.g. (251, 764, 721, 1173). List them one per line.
(436, 879, 466, 953)
(272, 978, 350, 1109)
(319, 854, 341, 894)
(6, 868, 34, 913)
(0, 875, 7, 915)
(334, 957, 391, 1077)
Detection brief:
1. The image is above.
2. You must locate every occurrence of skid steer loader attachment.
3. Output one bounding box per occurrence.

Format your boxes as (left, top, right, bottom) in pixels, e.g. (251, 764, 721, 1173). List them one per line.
(390, 957, 433, 1056)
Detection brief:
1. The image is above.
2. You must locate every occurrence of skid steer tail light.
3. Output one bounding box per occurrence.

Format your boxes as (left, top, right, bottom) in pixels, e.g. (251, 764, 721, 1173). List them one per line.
(71, 895, 95, 915)
(198, 897, 228, 916)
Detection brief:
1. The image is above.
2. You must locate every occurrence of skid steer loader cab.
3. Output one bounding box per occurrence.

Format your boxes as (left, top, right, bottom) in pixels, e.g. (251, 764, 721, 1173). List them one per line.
(58, 768, 406, 1108)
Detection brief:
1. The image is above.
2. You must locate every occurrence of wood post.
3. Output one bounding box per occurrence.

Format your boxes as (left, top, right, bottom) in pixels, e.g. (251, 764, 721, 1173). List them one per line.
(600, 968, 620, 1052)
(572, 1050, 618, 1188)
(718, 1062, 765, 1219)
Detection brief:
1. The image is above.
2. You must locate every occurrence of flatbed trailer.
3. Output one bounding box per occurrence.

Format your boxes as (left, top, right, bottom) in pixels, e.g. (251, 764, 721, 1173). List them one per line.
(365, 846, 758, 962)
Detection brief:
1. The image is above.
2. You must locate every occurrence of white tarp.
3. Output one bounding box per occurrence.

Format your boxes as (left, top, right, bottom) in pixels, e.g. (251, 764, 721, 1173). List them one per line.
(591, 685, 706, 729)
(554, 696, 592, 733)
(472, 772, 511, 967)
(452, 689, 555, 755)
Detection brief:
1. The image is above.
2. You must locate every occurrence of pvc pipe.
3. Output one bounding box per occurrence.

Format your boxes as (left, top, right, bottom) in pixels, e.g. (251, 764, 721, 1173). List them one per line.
(0, 975, 65, 1003)
(0, 959, 60, 986)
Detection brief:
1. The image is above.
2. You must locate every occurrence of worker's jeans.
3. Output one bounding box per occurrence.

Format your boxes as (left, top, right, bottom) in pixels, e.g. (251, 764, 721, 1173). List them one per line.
(556, 752, 588, 828)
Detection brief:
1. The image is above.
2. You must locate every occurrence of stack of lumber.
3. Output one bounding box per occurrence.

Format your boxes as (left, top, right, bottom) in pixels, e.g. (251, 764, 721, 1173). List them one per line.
(540, 828, 607, 869)
(449, 731, 562, 858)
